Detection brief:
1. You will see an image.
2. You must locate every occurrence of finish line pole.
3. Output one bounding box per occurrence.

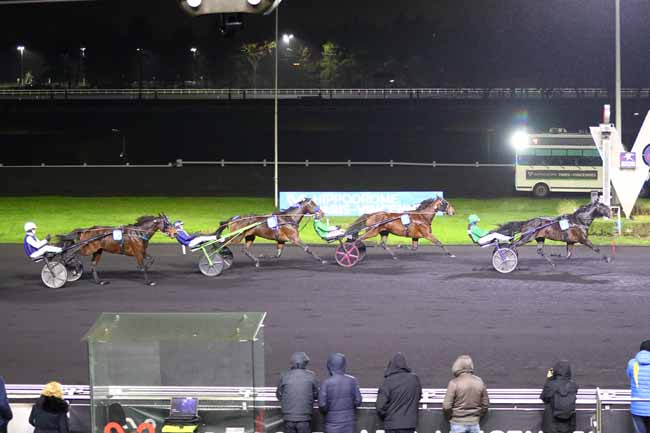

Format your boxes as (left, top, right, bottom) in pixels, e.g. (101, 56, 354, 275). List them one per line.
(273, 6, 279, 209)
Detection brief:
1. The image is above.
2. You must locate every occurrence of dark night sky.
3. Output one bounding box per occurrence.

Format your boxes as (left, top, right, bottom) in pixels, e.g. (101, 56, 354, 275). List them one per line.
(2, 0, 650, 86)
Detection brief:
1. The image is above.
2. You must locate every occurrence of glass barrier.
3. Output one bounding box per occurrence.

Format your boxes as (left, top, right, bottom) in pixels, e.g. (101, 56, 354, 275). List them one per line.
(83, 313, 266, 433)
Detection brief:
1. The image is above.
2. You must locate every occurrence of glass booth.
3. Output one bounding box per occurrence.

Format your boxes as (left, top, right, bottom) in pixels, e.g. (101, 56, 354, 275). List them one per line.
(83, 312, 266, 433)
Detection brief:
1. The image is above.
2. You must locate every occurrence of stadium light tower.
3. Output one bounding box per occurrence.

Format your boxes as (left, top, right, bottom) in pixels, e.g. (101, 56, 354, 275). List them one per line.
(510, 130, 529, 151)
(17, 45, 25, 86)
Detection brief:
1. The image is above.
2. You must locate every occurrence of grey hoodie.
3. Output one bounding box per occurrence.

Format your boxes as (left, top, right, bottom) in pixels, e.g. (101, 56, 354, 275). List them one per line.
(442, 355, 489, 425)
(276, 352, 319, 422)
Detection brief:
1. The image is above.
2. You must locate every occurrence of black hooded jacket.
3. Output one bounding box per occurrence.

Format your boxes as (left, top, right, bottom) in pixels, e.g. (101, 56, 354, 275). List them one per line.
(276, 352, 319, 422)
(0, 377, 12, 433)
(318, 353, 362, 427)
(29, 396, 70, 433)
(375, 353, 422, 430)
(540, 361, 578, 433)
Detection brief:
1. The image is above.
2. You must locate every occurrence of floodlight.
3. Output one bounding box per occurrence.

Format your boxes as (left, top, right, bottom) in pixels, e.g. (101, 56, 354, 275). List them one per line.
(17, 45, 25, 53)
(511, 130, 530, 150)
(186, 0, 202, 7)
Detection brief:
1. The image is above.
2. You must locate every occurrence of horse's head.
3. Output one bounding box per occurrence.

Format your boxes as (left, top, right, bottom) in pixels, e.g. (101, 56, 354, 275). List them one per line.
(298, 198, 324, 218)
(438, 198, 455, 216)
(593, 202, 611, 219)
(155, 213, 177, 238)
(416, 197, 455, 216)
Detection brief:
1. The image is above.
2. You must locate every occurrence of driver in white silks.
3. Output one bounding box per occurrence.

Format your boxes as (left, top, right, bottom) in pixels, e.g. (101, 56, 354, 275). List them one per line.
(173, 220, 219, 249)
(23, 221, 63, 259)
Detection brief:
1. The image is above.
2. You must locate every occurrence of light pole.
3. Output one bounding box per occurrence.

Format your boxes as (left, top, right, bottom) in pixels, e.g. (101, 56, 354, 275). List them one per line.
(274, 6, 279, 208)
(112, 129, 127, 160)
(80, 47, 86, 87)
(190, 47, 198, 84)
(615, 0, 623, 133)
(136, 48, 143, 96)
(17, 45, 25, 87)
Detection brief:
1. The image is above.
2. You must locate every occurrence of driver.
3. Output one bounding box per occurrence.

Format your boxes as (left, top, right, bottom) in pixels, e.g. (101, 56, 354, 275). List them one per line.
(173, 220, 219, 248)
(467, 214, 512, 245)
(313, 215, 346, 240)
(23, 221, 63, 259)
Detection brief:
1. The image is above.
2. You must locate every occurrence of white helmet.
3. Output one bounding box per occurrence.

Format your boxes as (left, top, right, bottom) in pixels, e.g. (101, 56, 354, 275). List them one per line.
(24, 221, 37, 232)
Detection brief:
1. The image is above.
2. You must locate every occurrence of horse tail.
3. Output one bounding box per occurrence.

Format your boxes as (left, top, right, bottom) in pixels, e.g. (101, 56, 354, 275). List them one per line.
(494, 221, 525, 236)
(214, 217, 237, 237)
(347, 214, 370, 234)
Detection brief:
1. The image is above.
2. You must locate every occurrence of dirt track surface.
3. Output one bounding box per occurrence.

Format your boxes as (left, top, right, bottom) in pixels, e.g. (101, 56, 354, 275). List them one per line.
(0, 243, 647, 389)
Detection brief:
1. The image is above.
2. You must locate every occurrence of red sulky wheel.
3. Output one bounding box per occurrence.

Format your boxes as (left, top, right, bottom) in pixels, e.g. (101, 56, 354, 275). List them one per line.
(335, 242, 362, 268)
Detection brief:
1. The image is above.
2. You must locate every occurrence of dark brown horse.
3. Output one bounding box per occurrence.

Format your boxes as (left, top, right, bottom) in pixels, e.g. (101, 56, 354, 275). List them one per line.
(495, 201, 611, 266)
(349, 197, 456, 258)
(214, 198, 325, 267)
(57, 214, 176, 285)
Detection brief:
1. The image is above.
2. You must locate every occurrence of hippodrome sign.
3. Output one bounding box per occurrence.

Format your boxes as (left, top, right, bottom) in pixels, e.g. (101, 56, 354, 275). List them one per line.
(279, 192, 444, 216)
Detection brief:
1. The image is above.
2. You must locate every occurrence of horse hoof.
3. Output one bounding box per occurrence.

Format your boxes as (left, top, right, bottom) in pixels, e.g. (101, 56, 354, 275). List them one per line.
(147, 281, 157, 286)
(255, 262, 260, 268)
(449, 254, 456, 258)
(392, 256, 398, 260)
(98, 280, 110, 286)
(321, 260, 328, 265)
(605, 257, 612, 263)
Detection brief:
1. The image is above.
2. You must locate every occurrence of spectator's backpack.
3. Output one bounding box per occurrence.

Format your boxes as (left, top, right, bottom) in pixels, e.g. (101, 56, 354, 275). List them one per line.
(552, 381, 577, 420)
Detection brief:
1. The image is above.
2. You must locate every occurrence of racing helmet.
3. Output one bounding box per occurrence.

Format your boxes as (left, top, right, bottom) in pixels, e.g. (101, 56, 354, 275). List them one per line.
(467, 214, 480, 224)
(24, 221, 37, 232)
(173, 220, 184, 228)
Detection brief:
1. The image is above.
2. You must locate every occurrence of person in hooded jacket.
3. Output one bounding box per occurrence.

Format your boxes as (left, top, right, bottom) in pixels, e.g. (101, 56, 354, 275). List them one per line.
(276, 352, 320, 433)
(539, 360, 578, 433)
(442, 355, 489, 433)
(375, 353, 422, 433)
(318, 353, 362, 433)
(0, 376, 12, 433)
(29, 382, 70, 433)
(628, 340, 650, 433)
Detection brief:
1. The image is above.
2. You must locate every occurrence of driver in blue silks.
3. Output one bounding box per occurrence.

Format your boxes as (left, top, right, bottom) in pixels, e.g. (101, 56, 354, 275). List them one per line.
(173, 220, 219, 248)
(23, 221, 62, 259)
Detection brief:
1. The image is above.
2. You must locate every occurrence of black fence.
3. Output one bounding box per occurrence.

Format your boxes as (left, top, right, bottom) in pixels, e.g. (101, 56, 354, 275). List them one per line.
(0, 165, 516, 197)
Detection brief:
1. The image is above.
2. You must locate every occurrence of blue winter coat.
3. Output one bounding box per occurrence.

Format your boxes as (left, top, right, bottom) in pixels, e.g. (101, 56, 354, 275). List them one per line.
(627, 350, 650, 416)
(318, 353, 362, 433)
(0, 377, 13, 433)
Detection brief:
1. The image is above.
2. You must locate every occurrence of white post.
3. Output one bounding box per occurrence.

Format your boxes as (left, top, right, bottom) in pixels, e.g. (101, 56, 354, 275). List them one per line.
(273, 6, 279, 209)
(615, 0, 622, 135)
(601, 124, 612, 207)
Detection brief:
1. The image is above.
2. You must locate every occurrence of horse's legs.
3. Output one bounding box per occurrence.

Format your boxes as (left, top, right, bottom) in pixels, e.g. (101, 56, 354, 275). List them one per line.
(566, 242, 576, 260)
(243, 235, 260, 267)
(581, 237, 611, 263)
(423, 232, 455, 258)
(90, 250, 109, 285)
(275, 241, 286, 258)
(379, 232, 398, 259)
(135, 250, 155, 286)
(411, 238, 419, 251)
(286, 232, 326, 264)
(535, 238, 555, 268)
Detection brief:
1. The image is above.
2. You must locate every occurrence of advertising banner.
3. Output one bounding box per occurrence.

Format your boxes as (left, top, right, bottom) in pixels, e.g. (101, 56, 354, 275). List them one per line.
(526, 170, 598, 180)
(279, 192, 444, 216)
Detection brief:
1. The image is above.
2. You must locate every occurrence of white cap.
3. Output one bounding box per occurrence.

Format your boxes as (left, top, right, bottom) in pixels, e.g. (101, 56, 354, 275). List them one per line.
(24, 221, 37, 232)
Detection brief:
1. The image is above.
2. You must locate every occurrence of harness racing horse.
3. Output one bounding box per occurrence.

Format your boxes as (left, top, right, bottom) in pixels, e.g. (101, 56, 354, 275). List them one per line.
(215, 198, 326, 267)
(495, 201, 611, 266)
(57, 214, 176, 286)
(349, 197, 456, 259)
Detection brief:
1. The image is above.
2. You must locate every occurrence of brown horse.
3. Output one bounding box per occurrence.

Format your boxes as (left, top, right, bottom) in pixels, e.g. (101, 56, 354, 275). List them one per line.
(349, 197, 456, 259)
(495, 201, 611, 266)
(214, 198, 325, 267)
(57, 214, 176, 286)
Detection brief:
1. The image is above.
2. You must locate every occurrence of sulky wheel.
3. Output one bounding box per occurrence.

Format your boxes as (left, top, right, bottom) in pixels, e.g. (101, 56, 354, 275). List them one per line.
(335, 242, 362, 268)
(66, 263, 84, 282)
(41, 261, 68, 288)
(198, 253, 225, 277)
(220, 247, 234, 269)
(357, 241, 367, 262)
(492, 248, 518, 274)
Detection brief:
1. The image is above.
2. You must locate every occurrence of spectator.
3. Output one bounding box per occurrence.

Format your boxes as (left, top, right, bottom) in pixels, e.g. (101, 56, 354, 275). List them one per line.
(0, 376, 12, 433)
(29, 382, 70, 433)
(318, 353, 362, 433)
(540, 360, 578, 433)
(375, 353, 422, 433)
(276, 352, 319, 433)
(442, 355, 489, 433)
(628, 340, 650, 433)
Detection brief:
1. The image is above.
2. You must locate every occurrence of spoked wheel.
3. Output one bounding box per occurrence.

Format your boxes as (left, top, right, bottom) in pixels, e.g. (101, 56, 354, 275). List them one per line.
(220, 247, 234, 269)
(335, 242, 362, 268)
(357, 241, 367, 262)
(66, 263, 84, 282)
(41, 261, 68, 288)
(492, 247, 518, 274)
(198, 253, 225, 277)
